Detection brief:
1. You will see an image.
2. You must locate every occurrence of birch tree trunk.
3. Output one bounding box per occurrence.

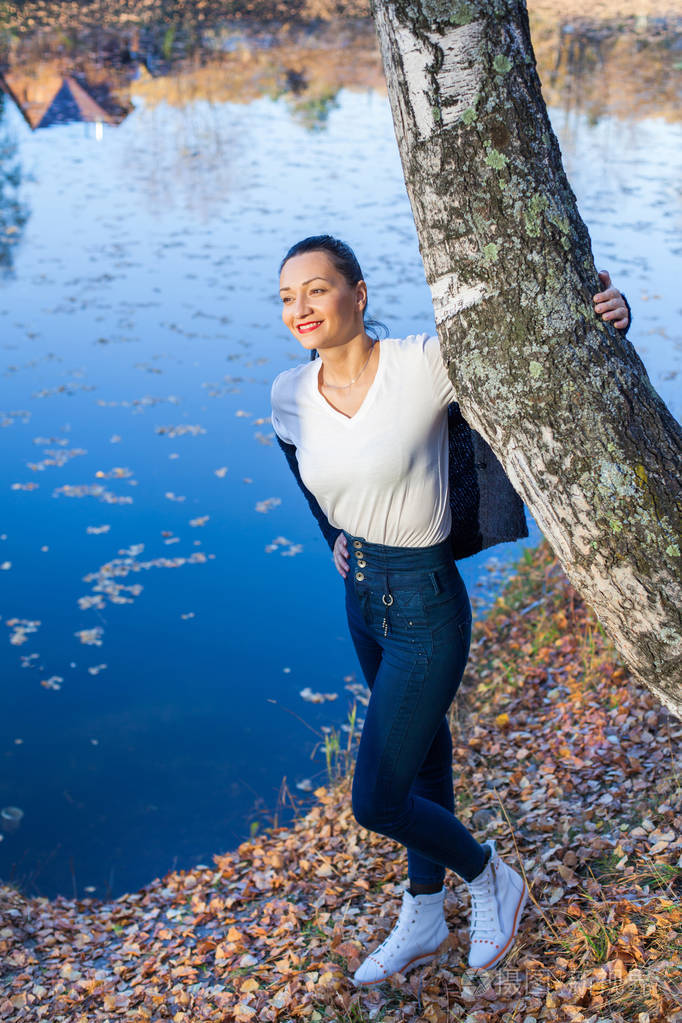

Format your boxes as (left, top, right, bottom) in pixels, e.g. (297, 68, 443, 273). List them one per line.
(371, 0, 682, 715)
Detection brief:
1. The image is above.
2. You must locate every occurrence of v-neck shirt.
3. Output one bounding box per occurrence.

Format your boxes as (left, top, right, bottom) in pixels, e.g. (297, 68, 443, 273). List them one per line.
(270, 333, 457, 547)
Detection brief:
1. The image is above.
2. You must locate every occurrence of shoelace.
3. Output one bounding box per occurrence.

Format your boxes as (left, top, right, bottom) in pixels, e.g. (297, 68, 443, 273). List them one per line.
(369, 908, 417, 966)
(468, 869, 500, 941)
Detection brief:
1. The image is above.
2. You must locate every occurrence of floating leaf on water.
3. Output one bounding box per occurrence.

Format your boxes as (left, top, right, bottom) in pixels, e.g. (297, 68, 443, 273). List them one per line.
(27, 448, 87, 471)
(119, 544, 144, 557)
(296, 779, 314, 792)
(155, 424, 206, 438)
(86, 525, 111, 534)
(255, 497, 281, 514)
(87, 664, 107, 676)
(235, 410, 252, 418)
(41, 676, 63, 690)
(214, 466, 228, 477)
(95, 467, 134, 479)
(1, 409, 31, 426)
(10, 482, 39, 490)
(181, 612, 195, 619)
(0, 562, 10, 570)
(189, 516, 209, 527)
(299, 687, 338, 704)
(32, 384, 94, 398)
(6, 618, 40, 645)
(265, 535, 301, 555)
(80, 549, 211, 610)
(281, 544, 303, 557)
(243, 477, 253, 484)
(165, 492, 186, 502)
(74, 627, 104, 646)
(53, 484, 132, 504)
(110, 435, 121, 443)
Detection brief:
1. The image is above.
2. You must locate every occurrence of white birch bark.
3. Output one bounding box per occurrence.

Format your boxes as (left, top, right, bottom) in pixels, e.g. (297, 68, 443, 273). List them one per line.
(371, 0, 682, 715)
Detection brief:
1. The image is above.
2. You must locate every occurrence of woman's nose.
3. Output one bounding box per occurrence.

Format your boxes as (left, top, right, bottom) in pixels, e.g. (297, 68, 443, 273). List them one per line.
(293, 293, 311, 318)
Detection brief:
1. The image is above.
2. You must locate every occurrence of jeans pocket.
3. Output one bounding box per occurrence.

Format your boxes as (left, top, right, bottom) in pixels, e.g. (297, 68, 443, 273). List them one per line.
(427, 601, 472, 653)
(423, 586, 470, 631)
(422, 564, 467, 609)
(390, 588, 426, 629)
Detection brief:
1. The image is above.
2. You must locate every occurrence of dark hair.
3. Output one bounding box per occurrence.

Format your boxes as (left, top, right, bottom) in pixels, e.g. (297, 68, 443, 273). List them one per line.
(279, 234, 388, 343)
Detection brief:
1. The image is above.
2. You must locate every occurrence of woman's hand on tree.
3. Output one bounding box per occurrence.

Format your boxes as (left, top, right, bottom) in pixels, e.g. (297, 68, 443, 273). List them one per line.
(333, 532, 349, 578)
(593, 270, 630, 330)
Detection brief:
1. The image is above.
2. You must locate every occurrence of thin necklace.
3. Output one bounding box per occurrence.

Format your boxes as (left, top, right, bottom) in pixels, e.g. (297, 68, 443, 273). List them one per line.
(321, 342, 376, 390)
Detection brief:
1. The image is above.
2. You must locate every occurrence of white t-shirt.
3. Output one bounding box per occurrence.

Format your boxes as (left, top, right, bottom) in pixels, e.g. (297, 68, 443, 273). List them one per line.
(270, 333, 457, 547)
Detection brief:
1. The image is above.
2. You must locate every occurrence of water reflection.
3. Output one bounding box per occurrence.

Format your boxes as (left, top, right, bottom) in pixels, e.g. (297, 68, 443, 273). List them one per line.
(534, 13, 682, 124)
(0, 11, 680, 901)
(0, 92, 28, 275)
(0, 67, 132, 130)
(1, 14, 679, 137)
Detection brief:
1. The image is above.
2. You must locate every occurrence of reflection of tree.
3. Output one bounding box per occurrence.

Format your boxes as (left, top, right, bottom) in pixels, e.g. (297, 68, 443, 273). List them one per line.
(288, 89, 340, 133)
(0, 93, 29, 276)
(530, 13, 682, 124)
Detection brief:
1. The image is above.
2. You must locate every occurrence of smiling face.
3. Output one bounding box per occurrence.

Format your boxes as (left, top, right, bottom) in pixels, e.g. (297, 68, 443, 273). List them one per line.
(279, 250, 367, 352)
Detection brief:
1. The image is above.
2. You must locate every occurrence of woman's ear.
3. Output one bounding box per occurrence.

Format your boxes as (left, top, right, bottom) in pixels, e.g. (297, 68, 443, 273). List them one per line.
(357, 280, 368, 312)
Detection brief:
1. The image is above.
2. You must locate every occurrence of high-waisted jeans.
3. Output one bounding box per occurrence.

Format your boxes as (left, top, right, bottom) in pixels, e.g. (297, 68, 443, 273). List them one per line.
(342, 530, 488, 886)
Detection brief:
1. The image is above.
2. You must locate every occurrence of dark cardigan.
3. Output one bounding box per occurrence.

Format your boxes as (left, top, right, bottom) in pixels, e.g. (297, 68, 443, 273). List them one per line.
(275, 298, 631, 559)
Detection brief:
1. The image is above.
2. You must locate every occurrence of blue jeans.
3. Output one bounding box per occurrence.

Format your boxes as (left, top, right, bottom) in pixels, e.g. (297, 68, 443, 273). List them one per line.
(343, 530, 488, 886)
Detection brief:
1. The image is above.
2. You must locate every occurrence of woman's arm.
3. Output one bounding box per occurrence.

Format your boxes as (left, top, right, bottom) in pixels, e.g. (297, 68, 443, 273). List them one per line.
(593, 270, 632, 333)
(274, 435, 340, 552)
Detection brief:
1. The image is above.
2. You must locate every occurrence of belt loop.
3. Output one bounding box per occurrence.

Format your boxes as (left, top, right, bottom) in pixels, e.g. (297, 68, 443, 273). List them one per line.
(429, 570, 440, 594)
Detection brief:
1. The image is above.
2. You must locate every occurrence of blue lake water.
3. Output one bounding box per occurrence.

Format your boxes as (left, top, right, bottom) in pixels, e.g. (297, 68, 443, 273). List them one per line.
(0, 31, 680, 899)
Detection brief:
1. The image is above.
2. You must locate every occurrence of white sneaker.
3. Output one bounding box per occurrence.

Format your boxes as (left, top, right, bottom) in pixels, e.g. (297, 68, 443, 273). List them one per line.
(465, 839, 528, 969)
(352, 887, 449, 985)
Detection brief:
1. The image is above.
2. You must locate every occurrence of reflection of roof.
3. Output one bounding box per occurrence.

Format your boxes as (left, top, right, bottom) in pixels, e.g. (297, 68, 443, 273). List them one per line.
(0, 71, 129, 129)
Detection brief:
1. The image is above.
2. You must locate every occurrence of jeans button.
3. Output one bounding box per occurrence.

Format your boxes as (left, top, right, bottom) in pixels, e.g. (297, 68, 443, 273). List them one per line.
(355, 572, 365, 581)
(353, 540, 362, 548)
(357, 560, 366, 568)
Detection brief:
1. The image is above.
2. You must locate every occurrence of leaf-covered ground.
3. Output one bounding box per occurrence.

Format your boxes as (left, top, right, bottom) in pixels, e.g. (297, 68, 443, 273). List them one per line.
(2, 541, 682, 1022)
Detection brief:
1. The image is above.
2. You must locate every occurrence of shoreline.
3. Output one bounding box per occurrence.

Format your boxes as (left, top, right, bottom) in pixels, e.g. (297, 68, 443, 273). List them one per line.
(2, 7, 680, 127)
(1, 0, 681, 31)
(2, 540, 681, 1021)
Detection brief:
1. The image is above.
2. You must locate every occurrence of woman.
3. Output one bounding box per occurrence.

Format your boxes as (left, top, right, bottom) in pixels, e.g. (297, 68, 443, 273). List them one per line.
(270, 235, 630, 984)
